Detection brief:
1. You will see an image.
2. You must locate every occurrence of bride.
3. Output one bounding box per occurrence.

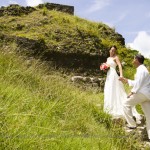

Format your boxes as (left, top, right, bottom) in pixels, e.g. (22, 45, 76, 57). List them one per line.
(103, 45, 141, 121)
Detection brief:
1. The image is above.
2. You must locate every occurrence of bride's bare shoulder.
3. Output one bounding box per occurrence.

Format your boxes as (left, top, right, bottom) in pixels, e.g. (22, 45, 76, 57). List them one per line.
(114, 55, 120, 60)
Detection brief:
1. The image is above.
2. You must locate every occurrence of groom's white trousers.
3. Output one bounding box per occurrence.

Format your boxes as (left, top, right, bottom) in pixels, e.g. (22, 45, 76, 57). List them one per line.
(123, 92, 150, 139)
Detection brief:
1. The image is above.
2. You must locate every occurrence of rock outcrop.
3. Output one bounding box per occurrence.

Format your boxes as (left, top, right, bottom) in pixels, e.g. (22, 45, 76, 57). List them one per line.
(0, 3, 74, 17)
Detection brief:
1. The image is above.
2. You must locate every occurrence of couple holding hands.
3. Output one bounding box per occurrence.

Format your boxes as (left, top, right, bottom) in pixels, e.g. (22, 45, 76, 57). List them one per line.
(103, 45, 150, 141)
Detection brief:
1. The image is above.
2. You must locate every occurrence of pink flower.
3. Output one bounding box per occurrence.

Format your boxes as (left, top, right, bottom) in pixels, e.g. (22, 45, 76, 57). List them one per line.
(100, 63, 110, 72)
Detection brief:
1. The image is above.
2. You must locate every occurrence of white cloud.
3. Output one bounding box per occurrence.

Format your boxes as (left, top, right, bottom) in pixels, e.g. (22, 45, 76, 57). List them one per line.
(126, 31, 150, 58)
(25, 0, 44, 6)
(87, 0, 111, 13)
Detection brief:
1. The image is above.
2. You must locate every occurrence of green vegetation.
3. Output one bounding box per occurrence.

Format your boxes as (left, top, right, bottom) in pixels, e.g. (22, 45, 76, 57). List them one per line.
(0, 4, 149, 149)
(1, 5, 149, 75)
(0, 43, 143, 150)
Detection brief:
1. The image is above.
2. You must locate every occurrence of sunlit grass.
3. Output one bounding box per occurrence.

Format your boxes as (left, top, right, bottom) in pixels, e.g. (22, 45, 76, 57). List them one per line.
(0, 5, 149, 148)
(0, 44, 144, 149)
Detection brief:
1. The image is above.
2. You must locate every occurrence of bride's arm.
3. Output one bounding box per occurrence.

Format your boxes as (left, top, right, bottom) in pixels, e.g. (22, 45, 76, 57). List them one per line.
(115, 56, 123, 77)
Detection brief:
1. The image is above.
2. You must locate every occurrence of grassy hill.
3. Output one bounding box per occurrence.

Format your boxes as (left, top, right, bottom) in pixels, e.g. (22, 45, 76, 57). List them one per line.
(0, 43, 144, 150)
(0, 4, 149, 150)
(0, 4, 132, 77)
(1, 4, 149, 78)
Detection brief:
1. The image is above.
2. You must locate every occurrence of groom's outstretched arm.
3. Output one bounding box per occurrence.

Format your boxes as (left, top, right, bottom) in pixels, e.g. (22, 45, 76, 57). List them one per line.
(119, 77, 135, 98)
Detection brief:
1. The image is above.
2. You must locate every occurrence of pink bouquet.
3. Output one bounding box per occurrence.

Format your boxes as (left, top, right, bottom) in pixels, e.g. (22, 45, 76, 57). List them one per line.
(100, 63, 110, 72)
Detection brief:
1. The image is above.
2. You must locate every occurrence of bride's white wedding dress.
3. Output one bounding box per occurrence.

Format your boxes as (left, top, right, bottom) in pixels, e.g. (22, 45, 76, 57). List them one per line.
(104, 57, 141, 119)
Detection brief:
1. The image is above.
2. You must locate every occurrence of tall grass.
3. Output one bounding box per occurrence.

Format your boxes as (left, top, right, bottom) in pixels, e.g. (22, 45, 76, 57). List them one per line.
(0, 45, 142, 149)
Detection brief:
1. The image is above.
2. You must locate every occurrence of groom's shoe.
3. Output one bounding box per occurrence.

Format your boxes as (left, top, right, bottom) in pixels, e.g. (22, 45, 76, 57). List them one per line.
(126, 125, 137, 129)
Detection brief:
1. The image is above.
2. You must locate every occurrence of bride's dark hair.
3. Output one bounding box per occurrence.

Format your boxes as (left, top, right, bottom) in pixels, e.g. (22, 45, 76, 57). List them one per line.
(110, 45, 117, 50)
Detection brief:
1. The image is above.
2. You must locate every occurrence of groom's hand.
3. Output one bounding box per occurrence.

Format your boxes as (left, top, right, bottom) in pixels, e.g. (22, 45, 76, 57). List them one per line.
(119, 76, 123, 80)
(119, 77, 128, 83)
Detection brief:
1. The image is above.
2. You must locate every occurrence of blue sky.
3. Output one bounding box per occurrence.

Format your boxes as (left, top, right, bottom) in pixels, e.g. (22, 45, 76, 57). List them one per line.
(1, 0, 150, 58)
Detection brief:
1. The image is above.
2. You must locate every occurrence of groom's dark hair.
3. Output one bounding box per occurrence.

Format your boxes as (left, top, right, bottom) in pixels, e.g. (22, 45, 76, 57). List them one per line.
(135, 54, 144, 64)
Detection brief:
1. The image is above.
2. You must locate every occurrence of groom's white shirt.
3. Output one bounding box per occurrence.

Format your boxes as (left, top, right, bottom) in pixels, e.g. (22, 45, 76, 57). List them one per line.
(128, 64, 150, 100)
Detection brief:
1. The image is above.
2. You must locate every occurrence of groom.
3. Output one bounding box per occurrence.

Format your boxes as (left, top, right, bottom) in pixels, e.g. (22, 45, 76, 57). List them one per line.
(119, 54, 150, 141)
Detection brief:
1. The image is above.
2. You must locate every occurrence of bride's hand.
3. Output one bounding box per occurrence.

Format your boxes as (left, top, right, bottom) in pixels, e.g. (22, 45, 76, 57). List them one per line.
(127, 92, 134, 98)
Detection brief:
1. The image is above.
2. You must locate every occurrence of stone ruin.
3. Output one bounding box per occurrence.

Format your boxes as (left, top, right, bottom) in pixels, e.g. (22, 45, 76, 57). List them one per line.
(71, 76, 105, 92)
